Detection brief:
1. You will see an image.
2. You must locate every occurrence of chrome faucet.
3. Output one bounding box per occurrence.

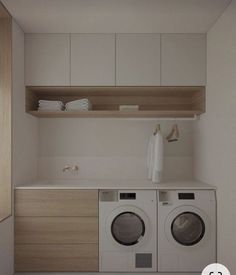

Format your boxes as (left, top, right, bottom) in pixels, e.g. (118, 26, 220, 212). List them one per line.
(62, 165, 79, 172)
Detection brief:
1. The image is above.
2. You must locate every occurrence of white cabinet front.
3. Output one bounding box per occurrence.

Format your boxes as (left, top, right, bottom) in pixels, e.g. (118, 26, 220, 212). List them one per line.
(25, 34, 70, 86)
(161, 34, 206, 86)
(116, 34, 161, 86)
(71, 34, 115, 86)
(25, 33, 206, 87)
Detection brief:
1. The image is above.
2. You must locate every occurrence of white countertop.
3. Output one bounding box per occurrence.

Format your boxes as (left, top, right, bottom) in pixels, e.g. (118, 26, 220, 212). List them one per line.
(15, 179, 216, 190)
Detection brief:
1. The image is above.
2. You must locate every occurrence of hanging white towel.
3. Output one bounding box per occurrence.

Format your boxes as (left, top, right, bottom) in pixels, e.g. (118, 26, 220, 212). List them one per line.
(147, 135, 155, 180)
(152, 131, 164, 183)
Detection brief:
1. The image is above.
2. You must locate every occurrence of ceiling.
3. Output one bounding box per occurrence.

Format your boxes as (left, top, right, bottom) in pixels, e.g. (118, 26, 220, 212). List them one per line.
(2, 0, 232, 33)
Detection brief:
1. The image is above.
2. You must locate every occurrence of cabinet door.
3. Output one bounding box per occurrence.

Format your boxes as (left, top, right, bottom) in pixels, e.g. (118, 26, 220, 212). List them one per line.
(15, 244, 98, 272)
(15, 189, 98, 217)
(71, 34, 115, 86)
(116, 34, 161, 86)
(161, 34, 206, 86)
(25, 34, 70, 86)
(15, 217, 98, 244)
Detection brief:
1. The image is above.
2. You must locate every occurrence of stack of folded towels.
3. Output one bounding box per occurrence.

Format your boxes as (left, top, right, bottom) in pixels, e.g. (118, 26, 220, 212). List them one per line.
(38, 100, 64, 111)
(65, 99, 92, 111)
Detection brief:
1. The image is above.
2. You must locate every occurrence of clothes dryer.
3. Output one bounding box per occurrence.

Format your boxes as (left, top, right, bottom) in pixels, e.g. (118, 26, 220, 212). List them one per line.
(99, 190, 157, 272)
(158, 190, 216, 272)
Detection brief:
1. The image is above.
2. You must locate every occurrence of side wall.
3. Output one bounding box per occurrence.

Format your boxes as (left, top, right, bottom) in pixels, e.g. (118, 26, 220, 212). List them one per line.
(194, 0, 236, 273)
(0, 20, 38, 275)
(12, 21, 38, 186)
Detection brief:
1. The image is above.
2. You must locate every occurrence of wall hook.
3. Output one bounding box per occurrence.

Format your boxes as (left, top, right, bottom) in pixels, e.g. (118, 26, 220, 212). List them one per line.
(166, 124, 179, 142)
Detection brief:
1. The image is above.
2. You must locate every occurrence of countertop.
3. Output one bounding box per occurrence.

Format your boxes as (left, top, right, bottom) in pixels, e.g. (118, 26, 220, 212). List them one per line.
(15, 179, 216, 190)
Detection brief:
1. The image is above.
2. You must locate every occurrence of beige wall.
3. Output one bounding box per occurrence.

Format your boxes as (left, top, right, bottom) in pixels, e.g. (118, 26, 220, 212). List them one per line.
(194, 0, 236, 273)
(38, 119, 193, 181)
(12, 21, 38, 186)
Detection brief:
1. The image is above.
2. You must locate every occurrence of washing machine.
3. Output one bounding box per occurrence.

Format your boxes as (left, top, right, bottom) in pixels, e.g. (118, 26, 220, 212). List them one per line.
(158, 190, 216, 272)
(99, 189, 157, 272)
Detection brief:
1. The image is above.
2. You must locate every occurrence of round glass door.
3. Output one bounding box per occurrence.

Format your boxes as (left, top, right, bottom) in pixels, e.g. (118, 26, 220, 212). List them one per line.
(111, 211, 145, 246)
(171, 212, 205, 246)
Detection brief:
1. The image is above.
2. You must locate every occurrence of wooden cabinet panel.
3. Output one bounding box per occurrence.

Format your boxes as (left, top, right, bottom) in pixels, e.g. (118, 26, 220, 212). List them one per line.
(15, 190, 98, 217)
(161, 34, 206, 86)
(116, 34, 161, 86)
(15, 244, 98, 272)
(15, 217, 98, 244)
(71, 34, 115, 86)
(25, 34, 70, 86)
(0, 17, 11, 221)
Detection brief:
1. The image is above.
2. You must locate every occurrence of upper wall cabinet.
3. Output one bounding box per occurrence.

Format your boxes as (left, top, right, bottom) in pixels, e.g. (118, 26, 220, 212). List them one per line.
(25, 34, 70, 86)
(161, 34, 206, 86)
(71, 34, 115, 86)
(116, 34, 161, 86)
(25, 33, 206, 87)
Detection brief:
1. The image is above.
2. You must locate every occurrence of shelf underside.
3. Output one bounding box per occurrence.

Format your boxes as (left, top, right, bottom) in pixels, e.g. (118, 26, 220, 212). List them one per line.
(26, 86, 205, 118)
(29, 110, 201, 118)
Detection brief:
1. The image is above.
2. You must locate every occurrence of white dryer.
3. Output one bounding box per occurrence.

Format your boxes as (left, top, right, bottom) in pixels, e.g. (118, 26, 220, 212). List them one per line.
(158, 190, 216, 272)
(99, 190, 157, 272)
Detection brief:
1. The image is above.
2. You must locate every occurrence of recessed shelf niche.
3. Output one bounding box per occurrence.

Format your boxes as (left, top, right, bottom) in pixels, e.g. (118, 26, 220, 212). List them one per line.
(26, 86, 205, 118)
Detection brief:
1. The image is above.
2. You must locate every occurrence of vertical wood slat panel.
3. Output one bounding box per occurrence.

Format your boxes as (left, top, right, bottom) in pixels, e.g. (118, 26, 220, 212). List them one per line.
(0, 13, 12, 221)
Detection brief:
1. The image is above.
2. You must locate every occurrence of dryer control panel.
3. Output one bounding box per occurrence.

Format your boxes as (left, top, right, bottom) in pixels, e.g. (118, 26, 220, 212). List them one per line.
(120, 193, 136, 200)
(178, 193, 195, 200)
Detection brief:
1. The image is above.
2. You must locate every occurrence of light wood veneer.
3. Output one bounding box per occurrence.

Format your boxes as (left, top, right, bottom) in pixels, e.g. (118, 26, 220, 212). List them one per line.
(15, 190, 99, 272)
(15, 244, 98, 272)
(15, 189, 98, 217)
(0, 6, 11, 221)
(15, 216, 98, 244)
(25, 85, 205, 118)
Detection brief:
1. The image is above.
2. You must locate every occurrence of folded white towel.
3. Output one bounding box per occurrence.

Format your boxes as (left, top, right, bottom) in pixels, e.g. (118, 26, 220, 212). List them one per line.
(65, 106, 91, 111)
(38, 105, 62, 109)
(39, 100, 63, 106)
(66, 103, 90, 107)
(152, 132, 164, 183)
(66, 99, 90, 105)
(38, 107, 62, 111)
(39, 105, 63, 109)
(65, 98, 92, 111)
(38, 100, 64, 111)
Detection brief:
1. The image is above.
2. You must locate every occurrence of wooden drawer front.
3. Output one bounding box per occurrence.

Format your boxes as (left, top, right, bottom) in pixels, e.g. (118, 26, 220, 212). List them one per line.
(15, 244, 98, 272)
(15, 190, 98, 217)
(15, 217, 98, 244)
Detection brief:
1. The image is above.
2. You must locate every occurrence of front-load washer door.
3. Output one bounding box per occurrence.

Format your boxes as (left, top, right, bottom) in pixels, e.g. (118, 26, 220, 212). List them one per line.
(165, 206, 210, 248)
(105, 205, 151, 250)
(111, 211, 145, 246)
(171, 212, 205, 246)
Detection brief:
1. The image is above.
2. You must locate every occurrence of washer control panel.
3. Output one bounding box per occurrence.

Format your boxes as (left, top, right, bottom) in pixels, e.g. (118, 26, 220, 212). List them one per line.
(120, 193, 136, 200)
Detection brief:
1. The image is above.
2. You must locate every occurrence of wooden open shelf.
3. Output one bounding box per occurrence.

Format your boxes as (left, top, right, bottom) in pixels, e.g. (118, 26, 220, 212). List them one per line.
(26, 86, 205, 118)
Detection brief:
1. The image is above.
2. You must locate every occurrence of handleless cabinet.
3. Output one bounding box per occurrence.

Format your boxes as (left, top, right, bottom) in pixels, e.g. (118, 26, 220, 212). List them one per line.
(71, 34, 115, 86)
(116, 34, 161, 86)
(161, 34, 206, 86)
(15, 189, 99, 272)
(25, 34, 70, 86)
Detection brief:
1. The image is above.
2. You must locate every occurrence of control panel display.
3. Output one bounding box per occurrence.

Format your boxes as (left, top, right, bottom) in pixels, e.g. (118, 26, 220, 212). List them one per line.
(178, 193, 195, 200)
(120, 193, 136, 200)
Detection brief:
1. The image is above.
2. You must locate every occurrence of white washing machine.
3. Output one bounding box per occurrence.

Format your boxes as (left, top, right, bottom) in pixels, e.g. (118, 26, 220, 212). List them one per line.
(158, 190, 216, 273)
(99, 190, 157, 272)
